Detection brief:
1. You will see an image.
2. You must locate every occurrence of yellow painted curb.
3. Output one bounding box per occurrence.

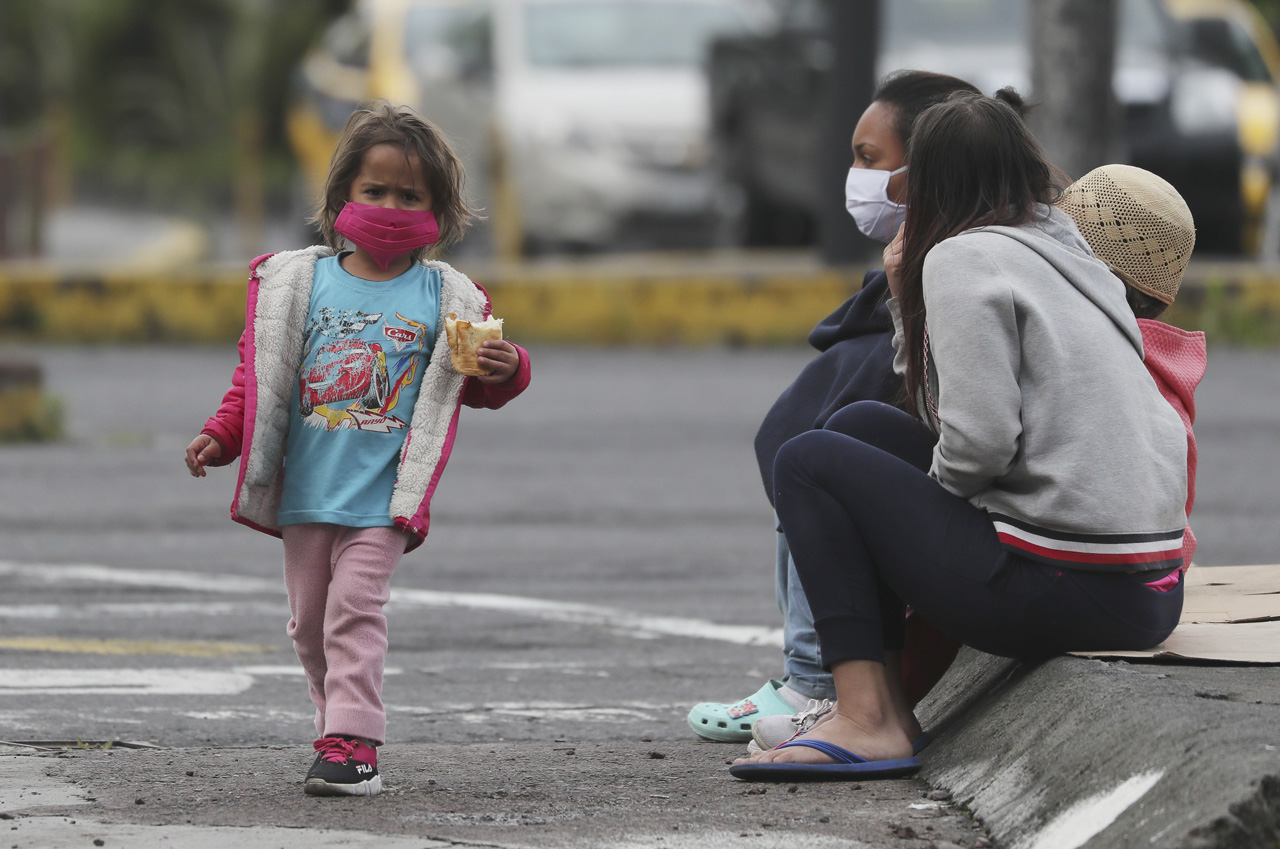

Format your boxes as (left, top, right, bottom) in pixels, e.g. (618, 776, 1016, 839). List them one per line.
(0, 259, 871, 346)
(1, 257, 1278, 346)
(484, 271, 865, 345)
(0, 264, 248, 344)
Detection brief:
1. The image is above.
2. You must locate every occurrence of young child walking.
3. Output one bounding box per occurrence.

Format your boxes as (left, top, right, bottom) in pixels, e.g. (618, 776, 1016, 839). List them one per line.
(184, 100, 531, 796)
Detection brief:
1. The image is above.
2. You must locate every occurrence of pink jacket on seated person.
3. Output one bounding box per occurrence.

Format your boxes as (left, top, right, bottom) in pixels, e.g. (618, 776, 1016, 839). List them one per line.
(1138, 318, 1205, 574)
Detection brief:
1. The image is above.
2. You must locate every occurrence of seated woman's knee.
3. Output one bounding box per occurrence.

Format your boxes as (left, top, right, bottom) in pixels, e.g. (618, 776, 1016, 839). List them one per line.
(774, 430, 846, 486)
(823, 401, 934, 471)
(823, 400, 901, 438)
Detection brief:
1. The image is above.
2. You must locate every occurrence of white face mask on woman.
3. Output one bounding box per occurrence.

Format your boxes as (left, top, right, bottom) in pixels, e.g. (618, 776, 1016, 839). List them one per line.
(845, 165, 907, 243)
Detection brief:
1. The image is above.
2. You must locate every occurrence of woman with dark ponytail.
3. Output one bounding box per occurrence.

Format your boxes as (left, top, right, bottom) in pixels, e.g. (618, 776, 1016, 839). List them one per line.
(688, 70, 985, 746)
(894, 87, 1053, 421)
(731, 90, 1188, 782)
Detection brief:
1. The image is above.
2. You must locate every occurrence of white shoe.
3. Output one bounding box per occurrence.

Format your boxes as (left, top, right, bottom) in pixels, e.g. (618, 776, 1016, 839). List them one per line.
(747, 698, 834, 755)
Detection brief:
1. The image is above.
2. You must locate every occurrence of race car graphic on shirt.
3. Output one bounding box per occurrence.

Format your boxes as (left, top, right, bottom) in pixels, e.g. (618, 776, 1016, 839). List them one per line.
(297, 311, 430, 433)
(299, 339, 390, 419)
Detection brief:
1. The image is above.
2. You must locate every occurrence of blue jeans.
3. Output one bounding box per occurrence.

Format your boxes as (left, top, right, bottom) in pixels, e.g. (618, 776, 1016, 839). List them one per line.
(775, 523, 835, 701)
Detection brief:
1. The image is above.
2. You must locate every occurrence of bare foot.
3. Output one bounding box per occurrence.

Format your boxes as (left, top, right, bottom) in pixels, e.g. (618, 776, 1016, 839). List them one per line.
(733, 711, 913, 765)
(900, 711, 923, 744)
(805, 702, 922, 747)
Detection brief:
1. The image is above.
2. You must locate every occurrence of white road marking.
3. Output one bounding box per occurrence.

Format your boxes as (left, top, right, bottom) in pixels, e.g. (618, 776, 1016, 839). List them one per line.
(0, 601, 287, 619)
(235, 665, 311, 676)
(0, 561, 281, 594)
(0, 666, 401, 696)
(0, 669, 257, 696)
(0, 560, 782, 647)
(389, 585, 782, 645)
(174, 708, 314, 722)
(387, 699, 683, 724)
(1021, 770, 1165, 849)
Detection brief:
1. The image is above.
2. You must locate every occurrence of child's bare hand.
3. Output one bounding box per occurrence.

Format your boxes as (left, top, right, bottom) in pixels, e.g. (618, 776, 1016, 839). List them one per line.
(185, 434, 222, 477)
(475, 340, 519, 383)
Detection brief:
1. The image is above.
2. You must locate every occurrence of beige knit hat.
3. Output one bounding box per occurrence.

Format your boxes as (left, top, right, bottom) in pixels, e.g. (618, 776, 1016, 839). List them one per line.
(1058, 164, 1196, 304)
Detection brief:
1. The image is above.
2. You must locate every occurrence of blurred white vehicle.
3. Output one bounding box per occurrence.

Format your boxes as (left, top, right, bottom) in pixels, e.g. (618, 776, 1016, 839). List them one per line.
(707, 0, 1280, 255)
(290, 0, 768, 254)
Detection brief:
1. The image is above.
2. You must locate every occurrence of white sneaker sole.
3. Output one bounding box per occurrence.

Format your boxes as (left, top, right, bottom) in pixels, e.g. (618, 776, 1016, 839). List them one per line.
(304, 774, 382, 796)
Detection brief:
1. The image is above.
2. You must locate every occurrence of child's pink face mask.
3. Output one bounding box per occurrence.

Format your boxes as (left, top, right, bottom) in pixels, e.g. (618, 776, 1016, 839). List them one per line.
(334, 202, 440, 270)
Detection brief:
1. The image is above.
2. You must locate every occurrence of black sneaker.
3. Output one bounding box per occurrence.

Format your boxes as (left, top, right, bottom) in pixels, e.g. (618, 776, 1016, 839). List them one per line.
(304, 736, 381, 796)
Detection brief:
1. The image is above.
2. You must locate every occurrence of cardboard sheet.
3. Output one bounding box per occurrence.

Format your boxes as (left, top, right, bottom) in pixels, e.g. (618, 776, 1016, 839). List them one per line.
(1073, 620, 1280, 664)
(1180, 564, 1280, 623)
(1071, 564, 1280, 664)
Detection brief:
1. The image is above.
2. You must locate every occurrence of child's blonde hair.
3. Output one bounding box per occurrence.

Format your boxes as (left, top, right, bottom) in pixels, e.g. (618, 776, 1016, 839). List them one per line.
(312, 100, 480, 260)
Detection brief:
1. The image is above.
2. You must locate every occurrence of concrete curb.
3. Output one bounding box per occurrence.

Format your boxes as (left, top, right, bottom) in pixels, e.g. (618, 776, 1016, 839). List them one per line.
(915, 649, 1280, 849)
(1, 255, 1278, 345)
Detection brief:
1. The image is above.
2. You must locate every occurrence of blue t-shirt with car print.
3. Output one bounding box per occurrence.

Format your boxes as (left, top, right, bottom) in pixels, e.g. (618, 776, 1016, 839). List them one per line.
(278, 254, 441, 527)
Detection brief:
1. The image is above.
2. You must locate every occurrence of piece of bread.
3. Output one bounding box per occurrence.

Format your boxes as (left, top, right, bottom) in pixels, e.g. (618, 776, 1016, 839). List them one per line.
(444, 312, 504, 376)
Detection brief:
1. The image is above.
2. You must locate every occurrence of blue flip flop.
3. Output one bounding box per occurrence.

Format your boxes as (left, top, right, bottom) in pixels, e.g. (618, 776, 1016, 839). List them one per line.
(729, 738, 921, 782)
(751, 731, 933, 757)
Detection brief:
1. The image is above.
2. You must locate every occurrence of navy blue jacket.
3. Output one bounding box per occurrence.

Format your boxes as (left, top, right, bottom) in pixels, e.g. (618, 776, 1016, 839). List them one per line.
(753, 269, 902, 503)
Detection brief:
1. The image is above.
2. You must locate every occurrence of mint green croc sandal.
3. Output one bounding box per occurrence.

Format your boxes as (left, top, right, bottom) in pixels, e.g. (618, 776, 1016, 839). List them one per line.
(687, 680, 796, 742)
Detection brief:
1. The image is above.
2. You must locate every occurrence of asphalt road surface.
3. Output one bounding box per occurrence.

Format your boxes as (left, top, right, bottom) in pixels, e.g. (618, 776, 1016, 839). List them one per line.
(1, 342, 1276, 847)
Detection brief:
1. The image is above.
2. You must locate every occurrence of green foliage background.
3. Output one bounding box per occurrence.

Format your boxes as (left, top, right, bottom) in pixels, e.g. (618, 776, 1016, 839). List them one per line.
(3, 0, 1280, 216)
(0, 0, 345, 210)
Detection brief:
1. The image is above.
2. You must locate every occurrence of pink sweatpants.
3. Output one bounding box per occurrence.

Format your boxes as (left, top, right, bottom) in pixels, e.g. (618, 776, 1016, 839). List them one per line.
(281, 524, 408, 745)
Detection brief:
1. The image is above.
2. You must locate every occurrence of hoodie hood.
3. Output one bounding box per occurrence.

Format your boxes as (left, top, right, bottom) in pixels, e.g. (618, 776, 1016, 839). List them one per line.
(754, 268, 900, 502)
(971, 205, 1145, 357)
(809, 269, 892, 352)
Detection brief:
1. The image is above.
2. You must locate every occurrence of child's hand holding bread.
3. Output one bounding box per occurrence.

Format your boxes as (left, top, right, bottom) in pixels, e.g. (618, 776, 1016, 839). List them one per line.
(445, 313, 519, 383)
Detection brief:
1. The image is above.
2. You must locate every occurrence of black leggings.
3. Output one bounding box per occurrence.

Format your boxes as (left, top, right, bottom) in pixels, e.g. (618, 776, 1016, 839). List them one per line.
(773, 401, 1183, 667)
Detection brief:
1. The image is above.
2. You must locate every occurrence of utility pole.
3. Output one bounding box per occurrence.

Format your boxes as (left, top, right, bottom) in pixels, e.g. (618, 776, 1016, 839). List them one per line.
(818, 0, 880, 265)
(1029, 0, 1120, 180)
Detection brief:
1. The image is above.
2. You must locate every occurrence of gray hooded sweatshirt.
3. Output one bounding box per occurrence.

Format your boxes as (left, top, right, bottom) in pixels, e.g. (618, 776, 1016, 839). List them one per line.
(890, 205, 1188, 572)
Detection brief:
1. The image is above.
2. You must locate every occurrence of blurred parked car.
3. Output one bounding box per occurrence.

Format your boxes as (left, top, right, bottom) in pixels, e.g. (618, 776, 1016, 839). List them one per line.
(708, 0, 1275, 255)
(288, 0, 769, 255)
(1165, 0, 1280, 256)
